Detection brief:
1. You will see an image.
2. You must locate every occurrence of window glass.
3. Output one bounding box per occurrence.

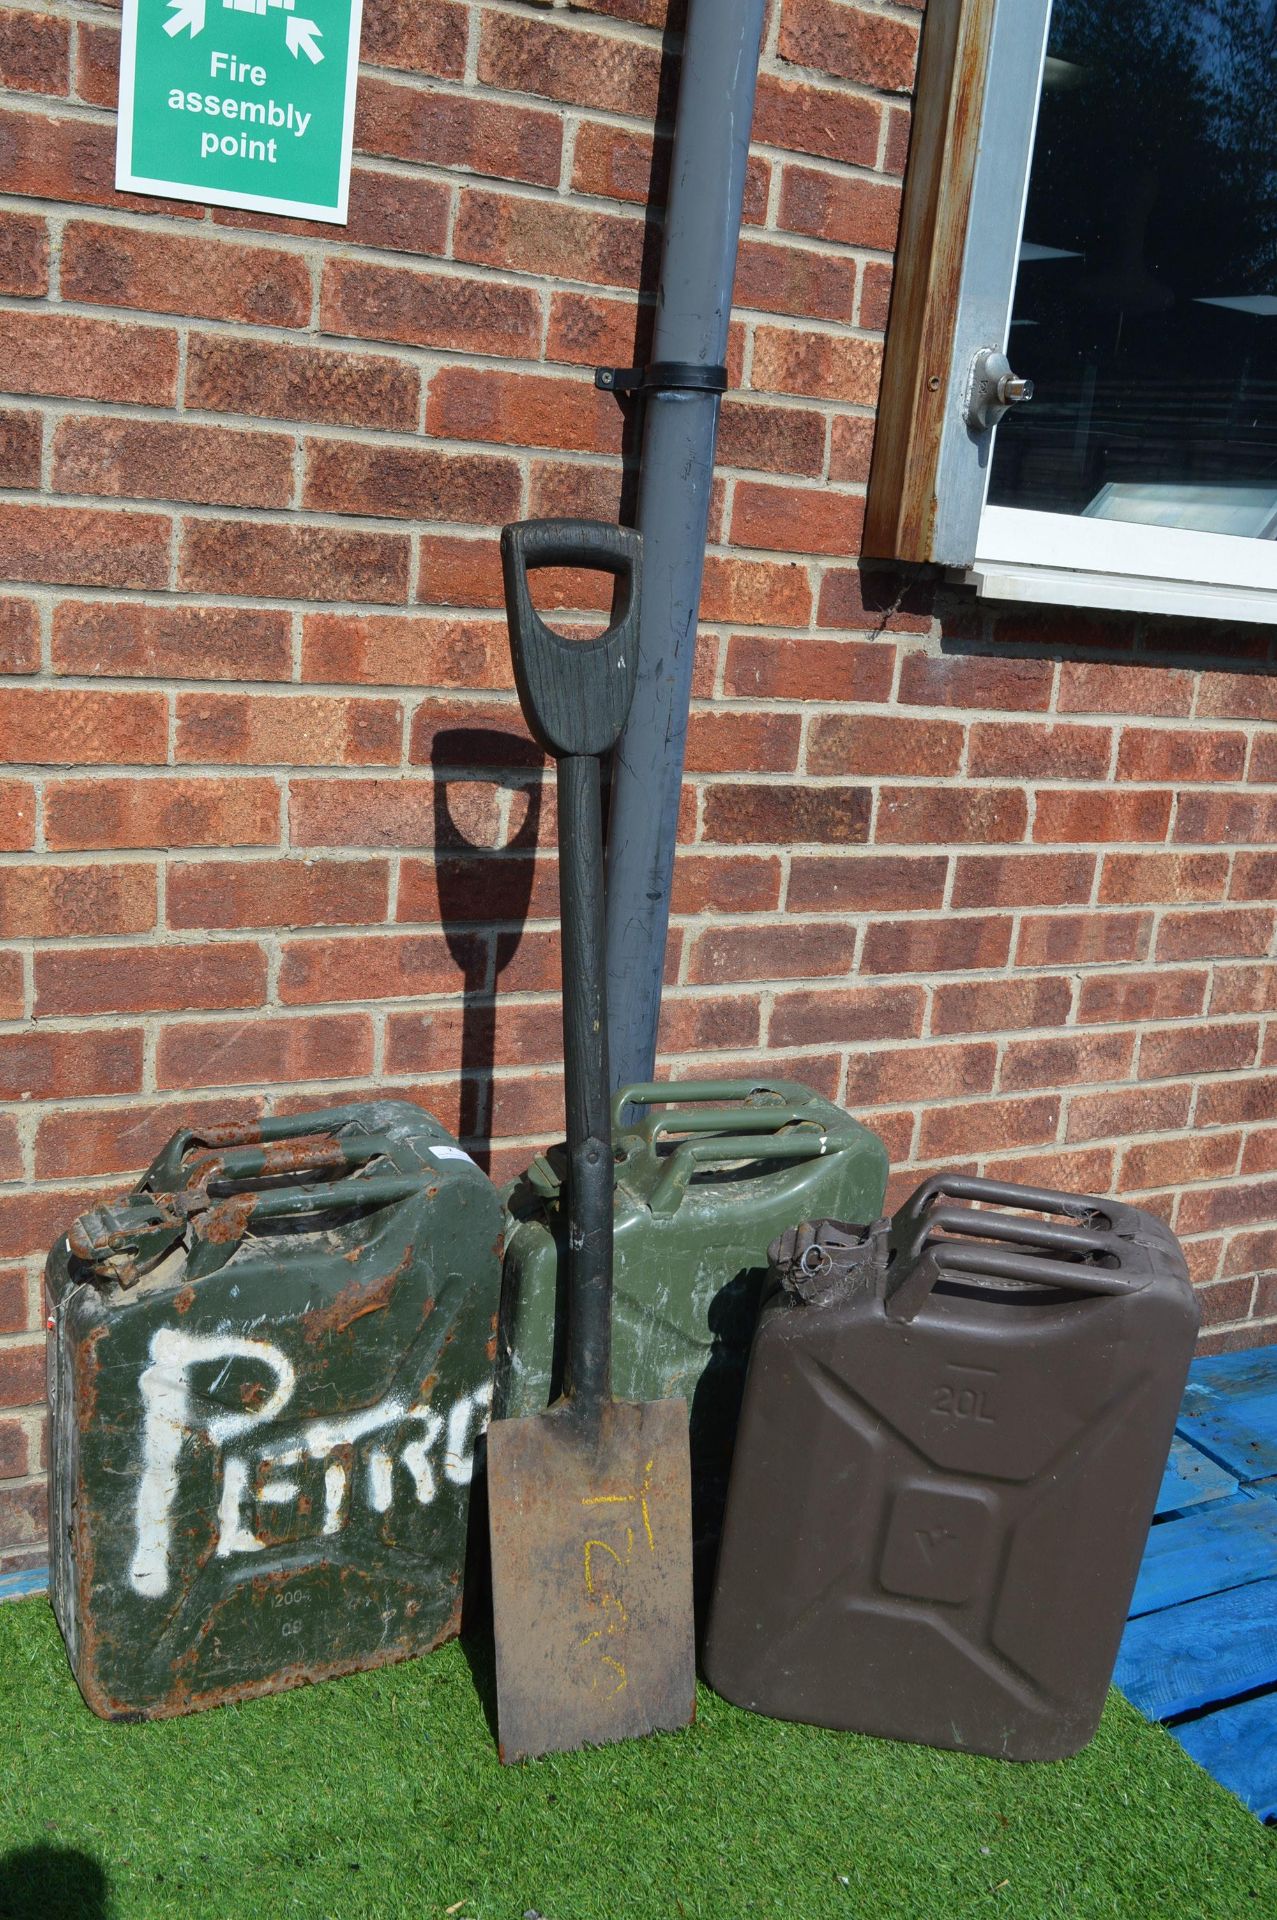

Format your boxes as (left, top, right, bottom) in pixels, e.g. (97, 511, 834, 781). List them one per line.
(987, 0, 1277, 542)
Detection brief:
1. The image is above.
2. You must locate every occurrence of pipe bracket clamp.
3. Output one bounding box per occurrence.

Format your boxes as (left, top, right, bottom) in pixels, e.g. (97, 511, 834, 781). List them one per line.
(595, 361, 729, 398)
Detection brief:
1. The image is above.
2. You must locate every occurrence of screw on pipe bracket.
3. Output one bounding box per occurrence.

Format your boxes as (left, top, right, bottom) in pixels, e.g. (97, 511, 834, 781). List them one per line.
(965, 347, 1035, 434)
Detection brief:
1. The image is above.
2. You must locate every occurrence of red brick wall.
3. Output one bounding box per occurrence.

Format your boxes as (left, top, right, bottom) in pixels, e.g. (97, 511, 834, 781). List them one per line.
(0, 0, 1273, 1571)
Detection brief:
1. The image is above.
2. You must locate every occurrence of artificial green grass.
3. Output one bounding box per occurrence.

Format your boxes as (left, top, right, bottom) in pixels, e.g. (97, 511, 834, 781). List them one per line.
(0, 1598, 1271, 1920)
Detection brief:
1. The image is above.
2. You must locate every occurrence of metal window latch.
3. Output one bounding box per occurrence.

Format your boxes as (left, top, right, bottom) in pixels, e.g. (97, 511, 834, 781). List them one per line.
(965, 347, 1034, 433)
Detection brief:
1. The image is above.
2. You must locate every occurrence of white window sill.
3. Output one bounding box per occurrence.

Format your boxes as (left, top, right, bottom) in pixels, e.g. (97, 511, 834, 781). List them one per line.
(964, 505, 1277, 626)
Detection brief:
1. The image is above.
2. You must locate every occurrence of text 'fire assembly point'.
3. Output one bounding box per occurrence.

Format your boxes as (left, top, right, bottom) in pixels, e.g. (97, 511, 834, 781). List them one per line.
(116, 0, 364, 224)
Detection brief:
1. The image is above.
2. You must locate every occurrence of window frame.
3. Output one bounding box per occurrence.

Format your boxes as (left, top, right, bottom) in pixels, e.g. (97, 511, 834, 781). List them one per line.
(864, 0, 1053, 567)
(866, 0, 1277, 626)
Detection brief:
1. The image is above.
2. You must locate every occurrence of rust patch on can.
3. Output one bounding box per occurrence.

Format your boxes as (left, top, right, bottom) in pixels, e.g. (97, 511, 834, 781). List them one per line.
(255, 1135, 346, 1177)
(197, 1192, 259, 1246)
(301, 1244, 412, 1344)
(336, 1295, 393, 1336)
(68, 1219, 99, 1264)
(186, 1119, 266, 1151)
(68, 1195, 189, 1289)
(122, 1593, 466, 1722)
(73, 1324, 109, 1426)
(200, 1134, 349, 1185)
(74, 1575, 469, 1724)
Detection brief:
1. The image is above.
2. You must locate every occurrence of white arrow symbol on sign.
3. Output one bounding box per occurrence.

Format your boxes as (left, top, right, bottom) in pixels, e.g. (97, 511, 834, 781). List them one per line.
(286, 15, 323, 62)
(163, 0, 205, 38)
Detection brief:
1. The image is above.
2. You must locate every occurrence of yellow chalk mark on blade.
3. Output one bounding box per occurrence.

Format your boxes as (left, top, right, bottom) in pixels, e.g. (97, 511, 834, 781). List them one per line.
(582, 1461, 657, 1549)
(600, 1589, 629, 1630)
(583, 1538, 623, 1596)
(600, 1655, 627, 1696)
(579, 1628, 602, 1647)
(640, 1459, 656, 1552)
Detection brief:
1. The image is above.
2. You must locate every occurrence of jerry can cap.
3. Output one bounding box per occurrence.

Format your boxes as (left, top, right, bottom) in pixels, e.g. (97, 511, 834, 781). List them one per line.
(68, 1195, 197, 1287)
(769, 1217, 887, 1304)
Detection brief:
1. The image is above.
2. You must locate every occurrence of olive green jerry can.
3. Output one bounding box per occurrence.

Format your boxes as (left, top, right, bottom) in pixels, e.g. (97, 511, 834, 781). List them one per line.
(46, 1102, 502, 1720)
(497, 1079, 888, 1587)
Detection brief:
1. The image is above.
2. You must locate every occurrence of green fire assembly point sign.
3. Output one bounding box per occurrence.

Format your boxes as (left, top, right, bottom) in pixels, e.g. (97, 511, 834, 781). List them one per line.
(116, 0, 364, 224)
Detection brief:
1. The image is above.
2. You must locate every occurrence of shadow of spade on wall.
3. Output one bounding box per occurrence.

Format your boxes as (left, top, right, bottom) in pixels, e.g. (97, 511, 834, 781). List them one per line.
(431, 729, 546, 1172)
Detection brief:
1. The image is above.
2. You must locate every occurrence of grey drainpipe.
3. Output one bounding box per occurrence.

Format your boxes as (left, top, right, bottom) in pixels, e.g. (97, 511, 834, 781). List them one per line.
(602, 0, 768, 1098)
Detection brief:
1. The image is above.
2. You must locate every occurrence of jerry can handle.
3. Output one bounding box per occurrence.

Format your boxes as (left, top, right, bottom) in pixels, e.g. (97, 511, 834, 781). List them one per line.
(181, 1175, 425, 1283)
(893, 1172, 1112, 1244)
(612, 1080, 796, 1134)
(501, 518, 641, 760)
(918, 1203, 1114, 1261)
(884, 1174, 1140, 1322)
(145, 1107, 399, 1188)
(645, 1107, 819, 1144)
(206, 1175, 422, 1229)
(885, 1242, 1139, 1322)
(187, 1133, 393, 1190)
(649, 1129, 859, 1218)
(892, 1200, 1114, 1271)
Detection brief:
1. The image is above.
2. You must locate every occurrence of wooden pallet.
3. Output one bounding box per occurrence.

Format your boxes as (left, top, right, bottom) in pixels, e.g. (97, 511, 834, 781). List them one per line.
(1117, 1349, 1277, 1823)
(0, 1567, 45, 1604)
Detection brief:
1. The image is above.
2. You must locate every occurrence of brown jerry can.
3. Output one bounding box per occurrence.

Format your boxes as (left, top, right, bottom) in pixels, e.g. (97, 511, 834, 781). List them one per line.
(704, 1175, 1200, 1762)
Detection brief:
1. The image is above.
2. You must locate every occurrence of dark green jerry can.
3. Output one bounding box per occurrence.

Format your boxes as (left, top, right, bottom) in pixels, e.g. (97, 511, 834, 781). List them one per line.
(46, 1101, 502, 1721)
(497, 1080, 888, 1586)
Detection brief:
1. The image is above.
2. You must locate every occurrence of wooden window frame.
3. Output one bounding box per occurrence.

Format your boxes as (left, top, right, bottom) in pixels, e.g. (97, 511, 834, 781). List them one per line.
(865, 0, 1051, 568)
(867, 0, 1277, 626)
